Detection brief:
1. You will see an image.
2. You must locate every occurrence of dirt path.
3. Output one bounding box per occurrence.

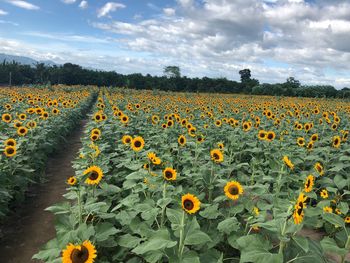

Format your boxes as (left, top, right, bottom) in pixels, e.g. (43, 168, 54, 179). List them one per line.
(0, 119, 87, 263)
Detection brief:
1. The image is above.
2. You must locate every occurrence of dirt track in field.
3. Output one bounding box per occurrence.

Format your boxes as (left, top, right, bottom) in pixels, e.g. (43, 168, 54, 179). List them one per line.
(0, 119, 87, 263)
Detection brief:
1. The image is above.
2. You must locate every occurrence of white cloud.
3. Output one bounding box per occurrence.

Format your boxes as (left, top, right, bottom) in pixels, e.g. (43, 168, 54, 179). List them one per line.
(0, 9, 8, 15)
(61, 0, 76, 4)
(163, 8, 175, 16)
(79, 1, 88, 9)
(0, 20, 18, 26)
(6, 0, 40, 10)
(97, 2, 126, 18)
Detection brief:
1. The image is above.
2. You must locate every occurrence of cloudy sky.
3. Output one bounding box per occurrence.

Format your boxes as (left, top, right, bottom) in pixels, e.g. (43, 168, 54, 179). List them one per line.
(0, 0, 349, 88)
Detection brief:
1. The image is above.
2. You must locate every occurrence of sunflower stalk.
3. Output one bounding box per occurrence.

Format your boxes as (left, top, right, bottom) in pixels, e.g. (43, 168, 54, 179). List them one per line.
(160, 182, 167, 228)
(178, 210, 186, 259)
(76, 188, 83, 224)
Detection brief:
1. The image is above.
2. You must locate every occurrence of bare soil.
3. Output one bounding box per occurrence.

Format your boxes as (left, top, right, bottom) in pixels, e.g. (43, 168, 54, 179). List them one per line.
(0, 119, 87, 263)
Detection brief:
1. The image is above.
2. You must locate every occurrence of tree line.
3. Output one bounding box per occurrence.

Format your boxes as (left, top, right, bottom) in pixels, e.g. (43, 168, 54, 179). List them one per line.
(0, 60, 349, 98)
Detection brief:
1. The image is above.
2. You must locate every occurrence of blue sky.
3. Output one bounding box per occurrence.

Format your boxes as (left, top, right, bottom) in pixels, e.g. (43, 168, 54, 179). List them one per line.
(0, 0, 349, 88)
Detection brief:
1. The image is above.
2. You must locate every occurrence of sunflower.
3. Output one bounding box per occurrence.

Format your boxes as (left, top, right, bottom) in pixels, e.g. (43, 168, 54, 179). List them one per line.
(266, 131, 275, 141)
(283, 156, 294, 170)
(293, 192, 307, 225)
(93, 112, 103, 122)
(297, 137, 305, 147)
(67, 176, 77, 186)
(83, 166, 103, 185)
(62, 240, 97, 263)
(217, 142, 224, 150)
(320, 189, 328, 199)
(131, 136, 145, 152)
(178, 135, 186, 146)
(332, 136, 341, 148)
(4, 146, 16, 157)
(323, 206, 333, 213)
(210, 149, 224, 163)
(304, 175, 314, 193)
(293, 207, 304, 225)
(258, 130, 267, 140)
(181, 193, 201, 214)
(215, 119, 222, 127)
(19, 113, 27, 120)
(311, 133, 318, 142)
(2, 113, 12, 123)
(90, 134, 100, 141)
(345, 216, 350, 223)
(17, 126, 28, 136)
(163, 167, 177, 181)
(27, 121, 37, 129)
(306, 141, 314, 150)
(314, 162, 324, 176)
(91, 128, 101, 136)
(120, 114, 129, 124)
(122, 135, 132, 145)
(4, 138, 16, 147)
(224, 181, 244, 200)
(13, 120, 22, 128)
(335, 208, 341, 215)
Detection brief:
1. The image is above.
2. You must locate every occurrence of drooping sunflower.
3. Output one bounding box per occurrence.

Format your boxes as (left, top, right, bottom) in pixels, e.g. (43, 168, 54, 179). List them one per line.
(178, 135, 186, 146)
(266, 131, 275, 141)
(293, 192, 307, 225)
(131, 136, 145, 152)
(283, 156, 294, 170)
(163, 167, 177, 181)
(17, 126, 28, 136)
(258, 130, 267, 140)
(224, 181, 244, 200)
(320, 189, 328, 199)
(332, 135, 341, 148)
(62, 240, 97, 263)
(304, 175, 314, 193)
(83, 166, 103, 185)
(67, 176, 77, 186)
(210, 149, 224, 163)
(314, 162, 324, 176)
(181, 193, 201, 214)
(2, 113, 12, 123)
(4, 138, 16, 147)
(4, 146, 16, 157)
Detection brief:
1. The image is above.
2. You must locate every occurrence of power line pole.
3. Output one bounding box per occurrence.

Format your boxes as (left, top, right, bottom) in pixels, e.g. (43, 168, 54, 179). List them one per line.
(9, 72, 12, 86)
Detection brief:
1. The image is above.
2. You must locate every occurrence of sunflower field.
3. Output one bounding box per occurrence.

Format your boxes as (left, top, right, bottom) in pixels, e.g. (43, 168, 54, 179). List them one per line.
(0, 86, 96, 218)
(35, 88, 350, 263)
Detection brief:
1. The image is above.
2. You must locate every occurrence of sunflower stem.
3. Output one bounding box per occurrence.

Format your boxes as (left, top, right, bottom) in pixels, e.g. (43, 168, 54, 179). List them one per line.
(77, 188, 83, 224)
(178, 210, 186, 259)
(278, 216, 288, 255)
(160, 182, 167, 228)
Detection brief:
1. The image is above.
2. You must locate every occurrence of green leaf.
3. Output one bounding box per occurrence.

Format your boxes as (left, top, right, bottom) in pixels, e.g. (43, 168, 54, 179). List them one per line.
(320, 237, 348, 256)
(292, 236, 309, 253)
(132, 229, 177, 255)
(322, 213, 345, 228)
(199, 204, 220, 219)
(217, 217, 240, 235)
(118, 234, 142, 248)
(45, 202, 71, 215)
(95, 222, 119, 242)
(334, 174, 347, 189)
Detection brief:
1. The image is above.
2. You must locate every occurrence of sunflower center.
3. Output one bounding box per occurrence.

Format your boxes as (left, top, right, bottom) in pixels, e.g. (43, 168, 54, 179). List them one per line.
(180, 138, 184, 144)
(213, 153, 219, 160)
(335, 138, 339, 144)
(7, 148, 14, 154)
(165, 171, 173, 179)
(126, 138, 131, 143)
(134, 140, 141, 147)
(89, 171, 99, 181)
(267, 134, 273, 140)
(96, 115, 101, 120)
(228, 185, 239, 195)
(71, 246, 89, 263)
(5, 115, 10, 120)
(184, 199, 194, 210)
(296, 207, 303, 216)
(20, 129, 25, 134)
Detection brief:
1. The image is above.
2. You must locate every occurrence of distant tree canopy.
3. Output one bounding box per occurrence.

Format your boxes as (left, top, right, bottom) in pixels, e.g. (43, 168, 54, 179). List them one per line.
(0, 60, 348, 98)
(164, 66, 181, 78)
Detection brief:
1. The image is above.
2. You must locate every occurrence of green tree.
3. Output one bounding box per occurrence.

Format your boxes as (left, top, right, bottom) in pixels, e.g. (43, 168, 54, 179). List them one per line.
(164, 66, 181, 78)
